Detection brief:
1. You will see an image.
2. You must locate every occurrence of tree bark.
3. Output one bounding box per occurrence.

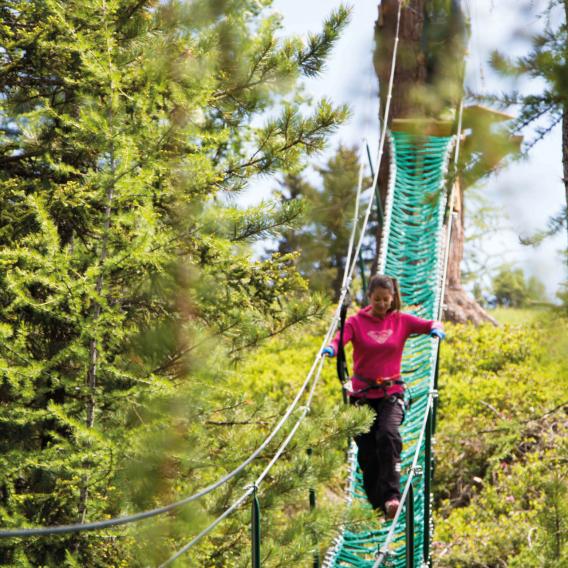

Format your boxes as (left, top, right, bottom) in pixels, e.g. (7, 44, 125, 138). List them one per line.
(79, 6, 117, 517)
(443, 181, 497, 325)
(564, 1, 568, 258)
(563, 107, 568, 259)
(373, 0, 497, 325)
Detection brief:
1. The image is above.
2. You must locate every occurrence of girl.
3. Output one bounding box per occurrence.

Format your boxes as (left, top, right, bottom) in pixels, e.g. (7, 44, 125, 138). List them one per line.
(322, 275, 445, 519)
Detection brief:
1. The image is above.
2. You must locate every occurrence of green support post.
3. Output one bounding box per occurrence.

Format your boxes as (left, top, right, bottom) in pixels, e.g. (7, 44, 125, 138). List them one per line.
(405, 483, 415, 568)
(251, 487, 261, 568)
(307, 448, 320, 568)
(423, 408, 433, 567)
(432, 343, 441, 432)
(366, 141, 384, 223)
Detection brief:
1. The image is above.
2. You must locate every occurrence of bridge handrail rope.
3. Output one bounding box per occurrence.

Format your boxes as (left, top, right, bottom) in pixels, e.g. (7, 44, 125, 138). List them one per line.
(342, 158, 366, 293)
(0, 347, 327, 537)
(165, 0, 408, 554)
(157, 86, 403, 561)
(3, 160, 373, 539)
(438, 96, 465, 319)
(159, 357, 328, 567)
(160, 115, 403, 560)
(341, 0, 402, 299)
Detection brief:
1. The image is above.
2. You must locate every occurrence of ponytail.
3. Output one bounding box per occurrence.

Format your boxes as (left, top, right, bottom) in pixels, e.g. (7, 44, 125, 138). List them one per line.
(389, 276, 402, 312)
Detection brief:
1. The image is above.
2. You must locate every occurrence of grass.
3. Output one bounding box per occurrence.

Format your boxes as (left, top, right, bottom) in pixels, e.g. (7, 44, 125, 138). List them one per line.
(488, 306, 551, 326)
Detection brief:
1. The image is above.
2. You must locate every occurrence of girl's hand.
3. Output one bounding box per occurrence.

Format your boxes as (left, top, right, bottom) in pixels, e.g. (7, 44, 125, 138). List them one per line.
(429, 328, 446, 340)
(321, 346, 335, 358)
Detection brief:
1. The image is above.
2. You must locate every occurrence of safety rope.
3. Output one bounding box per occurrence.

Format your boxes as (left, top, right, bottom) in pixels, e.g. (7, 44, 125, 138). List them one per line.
(159, 347, 329, 565)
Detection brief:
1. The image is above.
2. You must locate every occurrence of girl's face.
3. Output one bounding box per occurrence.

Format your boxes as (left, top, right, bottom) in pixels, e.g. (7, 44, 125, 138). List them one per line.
(369, 287, 393, 318)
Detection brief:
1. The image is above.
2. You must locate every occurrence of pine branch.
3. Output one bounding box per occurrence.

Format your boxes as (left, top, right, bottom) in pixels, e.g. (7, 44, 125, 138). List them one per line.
(296, 6, 351, 77)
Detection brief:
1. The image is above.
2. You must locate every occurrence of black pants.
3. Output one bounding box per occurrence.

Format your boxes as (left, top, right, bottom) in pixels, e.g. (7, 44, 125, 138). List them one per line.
(350, 395, 404, 511)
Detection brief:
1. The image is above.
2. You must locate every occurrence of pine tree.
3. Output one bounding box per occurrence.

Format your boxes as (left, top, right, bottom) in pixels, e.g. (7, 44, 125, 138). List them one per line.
(273, 145, 372, 301)
(489, 0, 568, 251)
(0, 1, 352, 565)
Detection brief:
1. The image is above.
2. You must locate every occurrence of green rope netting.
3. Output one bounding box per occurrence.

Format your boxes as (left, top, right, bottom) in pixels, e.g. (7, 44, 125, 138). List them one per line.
(324, 131, 454, 568)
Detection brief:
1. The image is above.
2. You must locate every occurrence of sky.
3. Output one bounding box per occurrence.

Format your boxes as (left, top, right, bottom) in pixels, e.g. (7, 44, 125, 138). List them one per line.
(241, 0, 567, 300)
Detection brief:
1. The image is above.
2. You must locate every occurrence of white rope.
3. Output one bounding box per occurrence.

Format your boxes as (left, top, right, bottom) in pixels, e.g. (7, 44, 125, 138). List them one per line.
(143, 0, 409, 559)
(158, 488, 255, 568)
(159, 351, 329, 565)
(341, 158, 366, 292)
(342, 0, 403, 292)
(321, 2, 406, 565)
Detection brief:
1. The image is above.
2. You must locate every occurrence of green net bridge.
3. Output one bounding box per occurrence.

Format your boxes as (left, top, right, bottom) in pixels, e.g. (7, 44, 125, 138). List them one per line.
(323, 130, 455, 568)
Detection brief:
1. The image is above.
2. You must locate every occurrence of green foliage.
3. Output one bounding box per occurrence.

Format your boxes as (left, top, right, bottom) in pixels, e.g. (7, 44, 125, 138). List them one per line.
(433, 315, 568, 566)
(490, 306, 550, 326)
(153, 318, 373, 567)
(273, 144, 371, 300)
(486, 0, 568, 243)
(492, 264, 548, 307)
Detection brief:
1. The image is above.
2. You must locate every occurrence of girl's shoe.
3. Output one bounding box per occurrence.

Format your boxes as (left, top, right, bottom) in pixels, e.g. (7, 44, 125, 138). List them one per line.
(384, 499, 400, 520)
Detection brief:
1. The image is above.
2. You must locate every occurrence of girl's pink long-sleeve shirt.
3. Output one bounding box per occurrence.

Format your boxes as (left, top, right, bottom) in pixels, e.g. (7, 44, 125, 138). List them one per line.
(330, 306, 438, 399)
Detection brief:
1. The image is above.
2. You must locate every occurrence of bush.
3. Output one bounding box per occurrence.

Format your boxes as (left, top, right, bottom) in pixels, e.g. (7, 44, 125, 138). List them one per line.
(432, 315, 568, 566)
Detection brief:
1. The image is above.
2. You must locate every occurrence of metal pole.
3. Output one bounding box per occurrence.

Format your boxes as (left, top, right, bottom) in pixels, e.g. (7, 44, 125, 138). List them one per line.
(432, 343, 441, 433)
(405, 484, 415, 568)
(423, 409, 433, 567)
(251, 487, 261, 568)
(307, 448, 320, 568)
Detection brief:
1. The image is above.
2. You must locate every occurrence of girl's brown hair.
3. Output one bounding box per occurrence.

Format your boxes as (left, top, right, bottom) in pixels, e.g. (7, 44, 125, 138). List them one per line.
(367, 274, 402, 312)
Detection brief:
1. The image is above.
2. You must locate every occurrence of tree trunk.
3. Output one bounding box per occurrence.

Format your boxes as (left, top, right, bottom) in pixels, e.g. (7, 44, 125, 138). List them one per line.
(443, 181, 497, 325)
(373, 0, 496, 325)
(563, 107, 568, 259)
(564, 1, 568, 258)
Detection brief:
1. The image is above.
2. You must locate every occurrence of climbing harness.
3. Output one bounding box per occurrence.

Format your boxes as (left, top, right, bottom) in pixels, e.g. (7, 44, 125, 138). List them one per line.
(344, 374, 405, 397)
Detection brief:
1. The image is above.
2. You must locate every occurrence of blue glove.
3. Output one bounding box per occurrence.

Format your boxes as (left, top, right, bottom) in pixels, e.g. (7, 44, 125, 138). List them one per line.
(321, 346, 335, 358)
(429, 328, 446, 341)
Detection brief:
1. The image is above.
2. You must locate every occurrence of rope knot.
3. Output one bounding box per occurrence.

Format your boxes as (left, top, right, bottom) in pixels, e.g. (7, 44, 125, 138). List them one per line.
(411, 465, 424, 478)
(245, 483, 259, 494)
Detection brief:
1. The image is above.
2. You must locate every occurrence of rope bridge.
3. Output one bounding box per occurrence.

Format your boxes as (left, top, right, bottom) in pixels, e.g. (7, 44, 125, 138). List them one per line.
(323, 131, 455, 568)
